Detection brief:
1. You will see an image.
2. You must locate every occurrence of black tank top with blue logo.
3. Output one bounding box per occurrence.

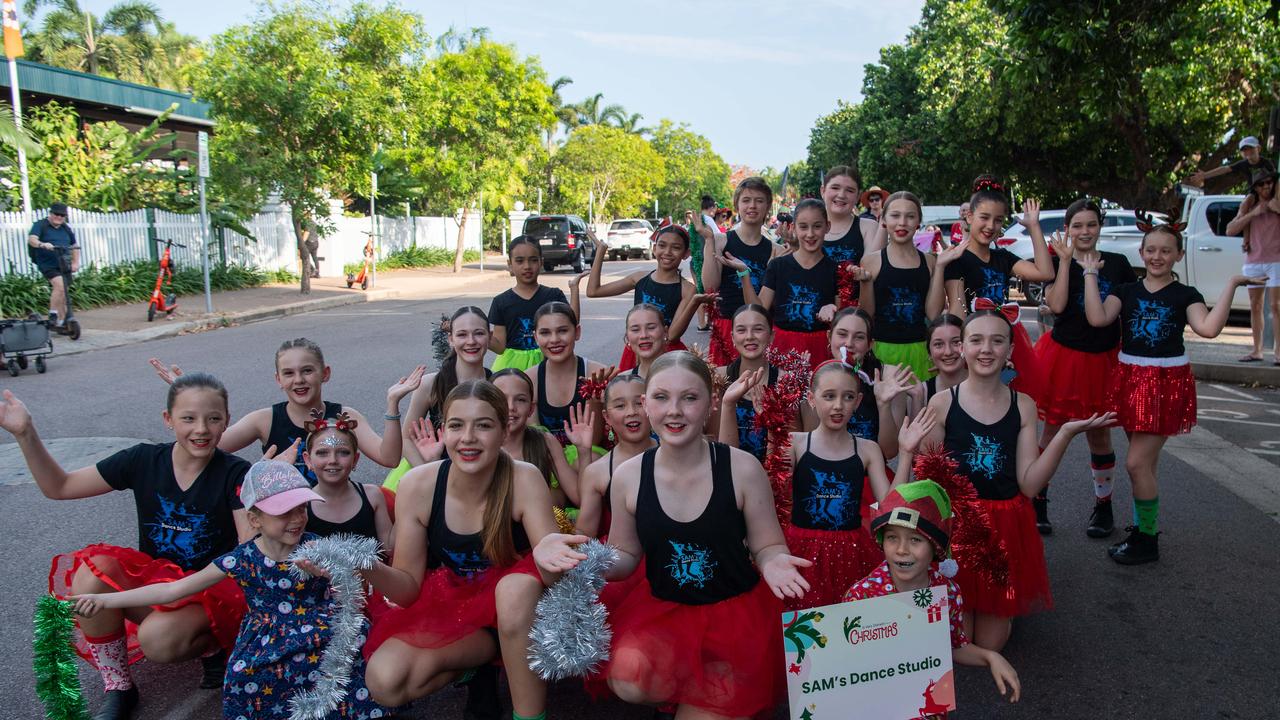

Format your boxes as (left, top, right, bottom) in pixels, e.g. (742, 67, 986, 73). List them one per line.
(943, 386, 1021, 500)
(426, 459, 530, 577)
(633, 272, 682, 327)
(873, 249, 930, 344)
(726, 360, 777, 464)
(791, 433, 866, 531)
(636, 442, 759, 605)
(536, 356, 587, 444)
(306, 481, 378, 540)
(263, 400, 343, 486)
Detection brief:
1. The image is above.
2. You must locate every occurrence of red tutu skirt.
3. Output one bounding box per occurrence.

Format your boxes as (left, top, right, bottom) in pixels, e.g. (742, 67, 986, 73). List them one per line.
(770, 328, 829, 371)
(1106, 358, 1197, 436)
(48, 544, 245, 666)
(618, 339, 688, 371)
(1009, 323, 1044, 404)
(604, 578, 786, 717)
(363, 555, 540, 657)
(1034, 332, 1119, 425)
(783, 525, 883, 610)
(954, 496, 1052, 618)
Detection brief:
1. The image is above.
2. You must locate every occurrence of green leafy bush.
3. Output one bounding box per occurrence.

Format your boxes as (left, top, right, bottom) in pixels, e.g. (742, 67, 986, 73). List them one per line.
(343, 247, 480, 276)
(0, 261, 296, 317)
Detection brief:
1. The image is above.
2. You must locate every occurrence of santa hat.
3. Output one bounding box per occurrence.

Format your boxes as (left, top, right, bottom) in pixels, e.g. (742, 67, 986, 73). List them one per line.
(871, 479, 958, 577)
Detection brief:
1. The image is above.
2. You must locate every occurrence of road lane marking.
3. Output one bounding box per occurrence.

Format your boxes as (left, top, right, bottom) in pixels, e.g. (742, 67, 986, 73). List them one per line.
(1194, 415, 1280, 428)
(1166, 426, 1280, 522)
(1208, 383, 1262, 401)
(1196, 395, 1280, 406)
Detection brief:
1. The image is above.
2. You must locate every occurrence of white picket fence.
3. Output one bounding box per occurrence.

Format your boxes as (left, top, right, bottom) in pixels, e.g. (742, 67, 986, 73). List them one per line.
(0, 205, 484, 279)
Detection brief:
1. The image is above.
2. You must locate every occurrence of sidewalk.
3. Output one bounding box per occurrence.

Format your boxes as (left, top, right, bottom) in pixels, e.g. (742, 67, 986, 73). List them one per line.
(46, 260, 509, 357)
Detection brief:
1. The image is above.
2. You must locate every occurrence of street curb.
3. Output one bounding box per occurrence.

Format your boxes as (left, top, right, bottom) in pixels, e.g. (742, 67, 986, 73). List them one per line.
(1192, 361, 1280, 387)
(52, 288, 400, 358)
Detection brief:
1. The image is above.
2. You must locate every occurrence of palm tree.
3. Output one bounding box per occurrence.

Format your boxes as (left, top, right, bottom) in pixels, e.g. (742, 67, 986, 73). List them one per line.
(22, 0, 195, 89)
(435, 26, 490, 54)
(573, 92, 625, 127)
(614, 112, 649, 136)
(0, 102, 42, 157)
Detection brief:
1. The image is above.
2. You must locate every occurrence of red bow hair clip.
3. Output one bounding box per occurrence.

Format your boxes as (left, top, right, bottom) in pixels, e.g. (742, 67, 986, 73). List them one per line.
(971, 297, 1021, 325)
(971, 175, 1005, 194)
(1134, 208, 1186, 236)
(304, 408, 359, 434)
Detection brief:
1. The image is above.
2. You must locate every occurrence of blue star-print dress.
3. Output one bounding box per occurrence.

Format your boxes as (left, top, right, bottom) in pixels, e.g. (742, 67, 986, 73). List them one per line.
(216, 535, 386, 719)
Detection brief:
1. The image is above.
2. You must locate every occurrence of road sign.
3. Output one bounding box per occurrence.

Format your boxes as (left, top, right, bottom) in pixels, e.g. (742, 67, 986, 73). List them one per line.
(197, 130, 210, 179)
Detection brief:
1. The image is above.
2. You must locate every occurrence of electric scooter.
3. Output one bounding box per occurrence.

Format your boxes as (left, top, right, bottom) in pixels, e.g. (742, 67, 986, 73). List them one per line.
(346, 233, 374, 290)
(147, 238, 186, 321)
(51, 246, 81, 340)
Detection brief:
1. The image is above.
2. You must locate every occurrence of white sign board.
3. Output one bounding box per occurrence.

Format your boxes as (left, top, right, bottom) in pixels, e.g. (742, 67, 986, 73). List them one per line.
(197, 130, 210, 178)
(782, 586, 955, 720)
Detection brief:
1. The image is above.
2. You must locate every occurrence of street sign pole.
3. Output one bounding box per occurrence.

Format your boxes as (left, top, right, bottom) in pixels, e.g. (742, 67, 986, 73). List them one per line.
(197, 131, 213, 313)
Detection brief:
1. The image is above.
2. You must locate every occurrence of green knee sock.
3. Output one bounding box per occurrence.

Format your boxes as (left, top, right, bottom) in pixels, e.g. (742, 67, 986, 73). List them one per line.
(512, 713, 545, 720)
(1134, 497, 1159, 535)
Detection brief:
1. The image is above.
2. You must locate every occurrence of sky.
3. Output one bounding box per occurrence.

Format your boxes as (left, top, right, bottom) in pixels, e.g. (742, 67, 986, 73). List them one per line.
(61, 0, 927, 170)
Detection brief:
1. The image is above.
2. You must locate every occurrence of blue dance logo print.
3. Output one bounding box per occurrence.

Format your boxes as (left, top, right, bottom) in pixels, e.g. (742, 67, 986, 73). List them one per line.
(780, 284, 820, 327)
(1129, 299, 1173, 348)
(639, 290, 670, 317)
(666, 541, 717, 588)
(802, 470, 855, 529)
(512, 316, 537, 350)
(442, 547, 490, 578)
(963, 433, 1005, 481)
(824, 241, 857, 264)
(884, 287, 923, 325)
(146, 496, 215, 565)
(736, 404, 766, 458)
(847, 414, 875, 441)
(737, 258, 765, 293)
(1074, 275, 1112, 311)
(978, 268, 1008, 303)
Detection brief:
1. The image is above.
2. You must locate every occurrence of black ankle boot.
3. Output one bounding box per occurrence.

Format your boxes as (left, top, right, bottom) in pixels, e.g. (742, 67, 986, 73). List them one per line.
(199, 650, 226, 689)
(1086, 498, 1114, 538)
(1033, 491, 1052, 535)
(462, 664, 501, 720)
(1109, 526, 1159, 565)
(93, 686, 139, 720)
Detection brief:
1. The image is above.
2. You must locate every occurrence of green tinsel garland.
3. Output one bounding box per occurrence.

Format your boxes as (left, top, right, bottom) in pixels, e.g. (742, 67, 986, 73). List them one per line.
(33, 595, 89, 720)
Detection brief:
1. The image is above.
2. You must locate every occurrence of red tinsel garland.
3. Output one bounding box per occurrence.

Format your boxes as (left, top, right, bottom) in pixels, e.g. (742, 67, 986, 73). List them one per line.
(704, 293, 736, 365)
(836, 261, 859, 310)
(912, 447, 1010, 588)
(754, 348, 814, 526)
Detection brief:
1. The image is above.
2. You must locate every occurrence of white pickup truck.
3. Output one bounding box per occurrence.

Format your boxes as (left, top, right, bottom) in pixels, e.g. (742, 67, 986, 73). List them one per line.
(1026, 193, 1248, 310)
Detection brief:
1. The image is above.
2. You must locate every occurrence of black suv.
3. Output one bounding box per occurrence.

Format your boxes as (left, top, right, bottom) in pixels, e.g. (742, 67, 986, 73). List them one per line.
(522, 214, 596, 273)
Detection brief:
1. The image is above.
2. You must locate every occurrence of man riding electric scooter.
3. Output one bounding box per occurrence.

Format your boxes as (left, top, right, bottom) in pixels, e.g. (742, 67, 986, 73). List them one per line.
(26, 202, 82, 340)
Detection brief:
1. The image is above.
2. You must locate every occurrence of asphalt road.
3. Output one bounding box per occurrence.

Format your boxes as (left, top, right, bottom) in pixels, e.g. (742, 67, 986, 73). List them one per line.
(2, 261, 1278, 719)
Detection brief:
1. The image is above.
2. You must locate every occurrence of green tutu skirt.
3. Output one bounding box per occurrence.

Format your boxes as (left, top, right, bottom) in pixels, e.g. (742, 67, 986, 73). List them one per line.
(492, 348, 544, 372)
(873, 340, 933, 381)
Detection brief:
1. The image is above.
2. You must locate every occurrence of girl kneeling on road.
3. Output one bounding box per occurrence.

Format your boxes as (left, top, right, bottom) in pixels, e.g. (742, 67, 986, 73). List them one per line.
(1, 375, 251, 720)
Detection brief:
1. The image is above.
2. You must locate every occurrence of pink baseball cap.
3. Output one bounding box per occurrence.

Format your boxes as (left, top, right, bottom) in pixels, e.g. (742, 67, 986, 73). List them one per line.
(240, 460, 324, 514)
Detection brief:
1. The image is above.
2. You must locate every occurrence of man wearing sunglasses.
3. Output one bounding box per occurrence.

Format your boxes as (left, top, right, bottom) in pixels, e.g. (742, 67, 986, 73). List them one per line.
(26, 202, 80, 329)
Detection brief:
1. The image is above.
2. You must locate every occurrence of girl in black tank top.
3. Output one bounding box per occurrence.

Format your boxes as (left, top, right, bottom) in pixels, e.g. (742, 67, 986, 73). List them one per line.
(573, 374, 654, 539)
(265, 399, 342, 485)
(302, 415, 393, 549)
(539, 348, 812, 718)
(585, 227, 695, 370)
(906, 311, 1111, 645)
(493, 369, 585, 510)
(532, 304, 607, 454)
(424, 460, 531, 577)
(720, 358, 776, 463)
(784, 361, 892, 608)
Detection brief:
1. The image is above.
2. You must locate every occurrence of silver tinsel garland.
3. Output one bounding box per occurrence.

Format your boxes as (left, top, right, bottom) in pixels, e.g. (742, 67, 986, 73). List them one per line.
(286, 534, 381, 720)
(527, 539, 619, 681)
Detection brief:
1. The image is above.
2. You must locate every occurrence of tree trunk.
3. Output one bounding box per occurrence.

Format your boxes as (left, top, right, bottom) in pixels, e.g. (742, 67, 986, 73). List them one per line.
(293, 215, 312, 294)
(453, 210, 468, 273)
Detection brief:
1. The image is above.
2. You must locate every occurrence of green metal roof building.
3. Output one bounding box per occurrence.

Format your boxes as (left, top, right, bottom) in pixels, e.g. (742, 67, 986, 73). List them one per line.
(0, 59, 212, 154)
